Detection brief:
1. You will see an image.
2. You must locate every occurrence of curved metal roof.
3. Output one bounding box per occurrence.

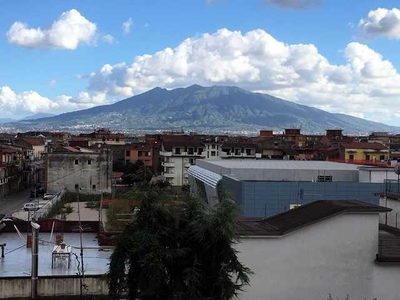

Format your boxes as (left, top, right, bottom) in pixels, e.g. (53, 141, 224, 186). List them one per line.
(188, 165, 222, 188)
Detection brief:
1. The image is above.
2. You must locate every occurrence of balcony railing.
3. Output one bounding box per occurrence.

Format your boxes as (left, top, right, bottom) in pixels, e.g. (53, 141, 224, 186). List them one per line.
(162, 172, 175, 178)
(162, 162, 175, 167)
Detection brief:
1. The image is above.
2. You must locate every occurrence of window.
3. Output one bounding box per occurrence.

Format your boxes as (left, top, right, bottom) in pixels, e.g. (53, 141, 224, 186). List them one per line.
(212, 144, 216, 149)
(317, 175, 332, 182)
(175, 148, 181, 154)
(188, 148, 194, 155)
(88, 160, 92, 165)
(75, 184, 79, 190)
(246, 149, 252, 155)
(380, 155, 385, 161)
(211, 151, 216, 156)
(74, 159, 78, 165)
(198, 148, 203, 155)
(138, 151, 143, 157)
(92, 185, 96, 190)
(349, 154, 354, 161)
(366, 155, 370, 161)
(126, 150, 130, 157)
(189, 158, 195, 165)
(234, 148, 241, 155)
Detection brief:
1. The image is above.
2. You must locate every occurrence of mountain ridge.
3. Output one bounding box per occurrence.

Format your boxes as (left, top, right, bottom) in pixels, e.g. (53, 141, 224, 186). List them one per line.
(7, 85, 399, 134)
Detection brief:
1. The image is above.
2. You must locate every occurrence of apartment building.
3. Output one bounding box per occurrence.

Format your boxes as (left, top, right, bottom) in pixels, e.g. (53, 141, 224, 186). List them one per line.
(160, 140, 205, 186)
(0, 145, 24, 198)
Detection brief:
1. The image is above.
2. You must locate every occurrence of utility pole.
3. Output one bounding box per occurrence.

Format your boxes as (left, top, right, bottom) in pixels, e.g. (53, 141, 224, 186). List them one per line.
(31, 221, 40, 299)
(76, 186, 85, 300)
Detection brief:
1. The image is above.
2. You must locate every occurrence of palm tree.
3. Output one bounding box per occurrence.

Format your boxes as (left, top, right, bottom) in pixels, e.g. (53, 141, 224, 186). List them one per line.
(108, 185, 251, 300)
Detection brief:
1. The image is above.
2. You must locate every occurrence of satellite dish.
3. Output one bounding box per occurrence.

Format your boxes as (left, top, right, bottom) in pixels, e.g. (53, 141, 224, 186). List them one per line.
(395, 164, 400, 175)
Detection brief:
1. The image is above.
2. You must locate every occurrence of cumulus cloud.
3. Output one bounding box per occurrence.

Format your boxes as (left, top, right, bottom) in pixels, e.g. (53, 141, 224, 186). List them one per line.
(265, 0, 319, 9)
(358, 8, 400, 40)
(6, 9, 97, 49)
(85, 28, 400, 124)
(0, 86, 108, 119)
(102, 34, 115, 44)
(122, 18, 133, 35)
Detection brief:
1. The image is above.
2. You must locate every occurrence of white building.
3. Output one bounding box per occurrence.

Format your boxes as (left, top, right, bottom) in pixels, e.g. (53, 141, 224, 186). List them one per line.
(236, 200, 400, 300)
(160, 141, 206, 186)
(160, 137, 261, 186)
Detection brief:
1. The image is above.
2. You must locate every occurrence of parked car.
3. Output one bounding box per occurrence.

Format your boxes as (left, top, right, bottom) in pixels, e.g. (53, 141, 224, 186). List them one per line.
(1, 216, 23, 222)
(23, 203, 39, 211)
(43, 193, 55, 200)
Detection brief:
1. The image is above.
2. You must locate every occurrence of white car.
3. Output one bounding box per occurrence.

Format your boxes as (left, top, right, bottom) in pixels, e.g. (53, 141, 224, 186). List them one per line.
(23, 203, 39, 211)
(43, 193, 55, 200)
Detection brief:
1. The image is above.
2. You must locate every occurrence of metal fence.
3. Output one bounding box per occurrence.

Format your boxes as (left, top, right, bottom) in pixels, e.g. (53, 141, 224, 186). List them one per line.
(33, 189, 66, 220)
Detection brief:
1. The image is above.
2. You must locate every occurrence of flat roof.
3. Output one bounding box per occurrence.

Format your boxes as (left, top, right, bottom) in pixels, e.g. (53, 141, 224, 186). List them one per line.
(237, 200, 391, 237)
(0, 232, 112, 277)
(198, 160, 361, 171)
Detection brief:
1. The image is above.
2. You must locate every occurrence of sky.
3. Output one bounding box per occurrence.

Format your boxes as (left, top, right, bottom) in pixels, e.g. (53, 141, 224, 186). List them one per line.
(1, 0, 400, 125)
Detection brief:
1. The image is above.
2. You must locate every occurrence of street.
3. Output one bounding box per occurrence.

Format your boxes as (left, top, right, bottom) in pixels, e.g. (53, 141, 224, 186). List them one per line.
(0, 189, 31, 216)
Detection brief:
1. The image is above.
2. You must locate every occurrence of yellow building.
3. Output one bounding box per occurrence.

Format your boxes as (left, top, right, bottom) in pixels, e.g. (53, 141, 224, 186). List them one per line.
(339, 142, 389, 162)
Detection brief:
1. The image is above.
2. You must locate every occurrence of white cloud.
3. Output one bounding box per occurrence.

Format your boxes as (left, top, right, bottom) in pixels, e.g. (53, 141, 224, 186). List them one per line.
(264, 0, 319, 9)
(6, 9, 97, 49)
(102, 34, 115, 44)
(0, 86, 108, 119)
(122, 18, 133, 35)
(85, 28, 400, 124)
(358, 8, 400, 40)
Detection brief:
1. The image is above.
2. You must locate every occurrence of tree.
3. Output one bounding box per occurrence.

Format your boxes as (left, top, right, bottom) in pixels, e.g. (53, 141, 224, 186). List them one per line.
(119, 160, 154, 186)
(108, 186, 252, 300)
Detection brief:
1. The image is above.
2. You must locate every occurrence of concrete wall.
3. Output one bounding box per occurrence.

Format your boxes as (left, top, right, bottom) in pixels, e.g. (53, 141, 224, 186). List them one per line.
(47, 151, 112, 194)
(236, 213, 400, 300)
(0, 275, 108, 299)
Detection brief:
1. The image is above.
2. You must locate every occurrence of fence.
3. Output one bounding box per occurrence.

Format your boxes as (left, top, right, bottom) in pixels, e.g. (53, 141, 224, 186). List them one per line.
(34, 189, 66, 220)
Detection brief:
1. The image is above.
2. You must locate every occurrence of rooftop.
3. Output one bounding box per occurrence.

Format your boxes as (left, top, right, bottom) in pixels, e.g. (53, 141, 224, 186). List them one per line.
(198, 159, 361, 171)
(237, 200, 390, 237)
(0, 232, 112, 277)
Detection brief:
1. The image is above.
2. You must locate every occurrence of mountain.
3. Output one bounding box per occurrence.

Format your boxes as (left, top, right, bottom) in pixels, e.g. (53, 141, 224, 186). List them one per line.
(21, 113, 56, 120)
(0, 118, 15, 124)
(9, 85, 400, 134)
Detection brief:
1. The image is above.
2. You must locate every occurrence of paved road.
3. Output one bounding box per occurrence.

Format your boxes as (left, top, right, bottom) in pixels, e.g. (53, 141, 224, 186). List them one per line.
(0, 189, 31, 216)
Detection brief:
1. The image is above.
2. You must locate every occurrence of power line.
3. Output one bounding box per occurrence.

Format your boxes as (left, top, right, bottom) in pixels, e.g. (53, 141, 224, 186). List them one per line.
(4, 244, 25, 255)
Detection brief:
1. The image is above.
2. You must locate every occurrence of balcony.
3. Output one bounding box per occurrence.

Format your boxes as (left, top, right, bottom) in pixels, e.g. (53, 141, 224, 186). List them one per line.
(162, 172, 175, 178)
(160, 151, 172, 157)
(162, 161, 175, 167)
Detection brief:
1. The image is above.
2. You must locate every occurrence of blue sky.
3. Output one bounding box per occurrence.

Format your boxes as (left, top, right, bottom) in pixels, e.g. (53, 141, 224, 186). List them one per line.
(1, 0, 400, 125)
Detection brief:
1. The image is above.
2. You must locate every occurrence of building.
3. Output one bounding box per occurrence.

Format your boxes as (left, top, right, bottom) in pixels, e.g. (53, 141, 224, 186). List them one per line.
(0, 145, 24, 198)
(44, 146, 112, 193)
(236, 200, 400, 300)
(339, 142, 389, 163)
(78, 128, 126, 145)
(189, 160, 386, 217)
(160, 139, 206, 186)
(160, 134, 260, 186)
